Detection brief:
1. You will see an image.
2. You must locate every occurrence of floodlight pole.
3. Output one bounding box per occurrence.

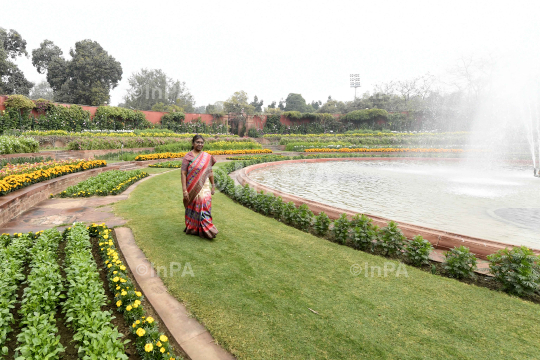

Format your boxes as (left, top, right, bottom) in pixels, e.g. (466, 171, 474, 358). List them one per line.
(350, 74, 361, 100)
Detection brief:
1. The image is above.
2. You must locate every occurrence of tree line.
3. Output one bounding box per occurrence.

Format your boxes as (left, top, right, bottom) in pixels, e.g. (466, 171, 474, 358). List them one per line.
(1, 26, 492, 131)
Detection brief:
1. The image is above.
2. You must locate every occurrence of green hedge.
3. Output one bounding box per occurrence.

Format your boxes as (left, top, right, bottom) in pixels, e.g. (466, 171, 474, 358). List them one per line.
(92, 106, 149, 130)
(0, 136, 39, 154)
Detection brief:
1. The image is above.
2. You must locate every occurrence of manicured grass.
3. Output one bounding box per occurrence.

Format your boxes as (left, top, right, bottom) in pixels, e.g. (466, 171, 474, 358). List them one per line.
(141, 167, 172, 174)
(115, 170, 540, 360)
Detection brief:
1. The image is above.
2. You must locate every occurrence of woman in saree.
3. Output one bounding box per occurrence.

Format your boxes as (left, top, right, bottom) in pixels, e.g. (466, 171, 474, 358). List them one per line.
(181, 135, 218, 239)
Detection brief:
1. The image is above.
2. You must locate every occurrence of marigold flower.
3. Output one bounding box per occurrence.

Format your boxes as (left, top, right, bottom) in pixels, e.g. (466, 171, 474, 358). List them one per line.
(136, 327, 146, 337)
(160, 335, 168, 342)
(146, 316, 154, 324)
(145, 343, 153, 352)
(116, 300, 122, 307)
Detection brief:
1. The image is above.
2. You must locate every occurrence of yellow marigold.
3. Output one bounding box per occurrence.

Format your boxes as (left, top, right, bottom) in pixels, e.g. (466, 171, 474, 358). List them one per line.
(135, 291, 142, 297)
(120, 265, 126, 271)
(160, 335, 168, 342)
(145, 343, 153, 352)
(126, 305, 132, 311)
(136, 327, 146, 337)
(146, 316, 154, 324)
(160, 347, 166, 353)
(121, 291, 127, 296)
(113, 276, 120, 282)
(157, 341, 162, 347)
(116, 300, 122, 307)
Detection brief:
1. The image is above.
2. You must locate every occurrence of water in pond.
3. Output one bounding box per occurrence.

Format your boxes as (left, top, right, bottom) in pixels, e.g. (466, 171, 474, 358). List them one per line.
(248, 160, 540, 248)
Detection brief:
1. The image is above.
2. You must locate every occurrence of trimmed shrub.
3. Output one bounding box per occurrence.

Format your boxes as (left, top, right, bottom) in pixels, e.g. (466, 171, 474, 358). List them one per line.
(293, 204, 313, 231)
(350, 214, 379, 251)
(405, 235, 433, 267)
(313, 212, 331, 236)
(0, 136, 39, 154)
(332, 214, 350, 244)
(377, 221, 407, 256)
(488, 246, 540, 296)
(443, 246, 477, 279)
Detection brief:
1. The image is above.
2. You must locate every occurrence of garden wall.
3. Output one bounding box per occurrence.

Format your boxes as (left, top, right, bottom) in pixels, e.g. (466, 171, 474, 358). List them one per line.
(0, 95, 213, 125)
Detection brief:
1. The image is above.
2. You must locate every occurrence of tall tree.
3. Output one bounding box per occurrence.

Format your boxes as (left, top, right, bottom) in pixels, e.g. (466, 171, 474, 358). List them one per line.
(121, 68, 194, 112)
(250, 95, 264, 113)
(223, 91, 255, 114)
(283, 93, 307, 112)
(0, 28, 34, 95)
(32, 39, 122, 105)
(29, 80, 54, 100)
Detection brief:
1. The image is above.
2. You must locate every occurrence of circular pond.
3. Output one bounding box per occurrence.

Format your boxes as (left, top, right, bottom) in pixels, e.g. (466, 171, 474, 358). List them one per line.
(248, 159, 540, 248)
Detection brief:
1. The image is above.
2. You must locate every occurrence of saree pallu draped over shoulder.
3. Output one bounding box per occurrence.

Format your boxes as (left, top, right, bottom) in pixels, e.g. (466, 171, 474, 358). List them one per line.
(182, 151, 218, 238)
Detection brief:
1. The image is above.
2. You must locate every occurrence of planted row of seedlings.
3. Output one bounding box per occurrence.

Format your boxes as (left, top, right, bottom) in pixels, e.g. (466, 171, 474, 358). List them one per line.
(216, 159, 540, 299)
(1, 224, 184, 359)
(62, 223, 129, 358)
(0, 233, 36, 357)
(89, 223, 182, 359)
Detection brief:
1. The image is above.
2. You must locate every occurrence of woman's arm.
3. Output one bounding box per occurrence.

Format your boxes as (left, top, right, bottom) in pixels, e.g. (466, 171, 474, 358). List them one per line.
(209, 170, 215, 195)
(181, 170, 189, 202)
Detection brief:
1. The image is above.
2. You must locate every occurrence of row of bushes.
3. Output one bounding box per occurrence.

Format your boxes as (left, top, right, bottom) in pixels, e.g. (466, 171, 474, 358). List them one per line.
(154, 139, 262, 153)
(58, 170, 149, 197)
(215, 158, 540, 297)
(278, 133, 469, 146)
(0, 136, 39, 154)
(0, 95, 228, 134)
(66, 136, 181, 150)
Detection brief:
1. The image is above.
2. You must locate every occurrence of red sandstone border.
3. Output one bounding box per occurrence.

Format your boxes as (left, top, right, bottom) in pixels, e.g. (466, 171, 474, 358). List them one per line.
(233, 157, 538, 259)
(0, 165, 120, 227)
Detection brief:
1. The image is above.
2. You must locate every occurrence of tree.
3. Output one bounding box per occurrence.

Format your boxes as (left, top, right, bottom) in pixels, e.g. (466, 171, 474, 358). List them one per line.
(206, 101, 224, 114)
(310, 100, 321, 110)
(223, 91, 255, 114)
(151, 102, 184, 113)
(29, 81, 54, 100)
(120, 68, 195, 112)
(31, 39, 122, 105)
(283, 93, 307, 112)
(267, 101, 276, 109)
(0, 28, 34, 95)
(250, 95, 264, 113)
(318, 97, 346, 114)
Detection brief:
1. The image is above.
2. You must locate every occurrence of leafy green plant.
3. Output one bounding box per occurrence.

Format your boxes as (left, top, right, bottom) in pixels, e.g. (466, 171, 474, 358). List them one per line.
(63, 223, 129, 359)
(443, 246, 478, 279)
(313, 212, 331, 236)
(377, 221, 407, 256)
(488, 246, 540, 296)
(293, 204, 313, 231)
(405, 235, 433, 267)
(350, 214, 379, 251)
(332, 214, 350, 244)
(282, 202, 297, 225)
(58, 169, 149, 197)
(0, 136, 39, 154)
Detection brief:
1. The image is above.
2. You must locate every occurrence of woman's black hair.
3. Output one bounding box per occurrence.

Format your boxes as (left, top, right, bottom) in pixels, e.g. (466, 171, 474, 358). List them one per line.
(191, 134, 205, 150)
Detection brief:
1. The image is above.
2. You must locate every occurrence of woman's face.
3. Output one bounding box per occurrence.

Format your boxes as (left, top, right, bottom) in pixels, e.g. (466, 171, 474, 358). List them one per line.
(193, 138, 204, 151)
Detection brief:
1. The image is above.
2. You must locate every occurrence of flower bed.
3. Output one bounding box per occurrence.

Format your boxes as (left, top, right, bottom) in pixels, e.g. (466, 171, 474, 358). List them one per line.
(22, 130, 236, 138)
(58, 170, 149, 197)
(0, 160, 106, 196)
(304, 147, 465, 153)
(148, 161, 183, 168)
(90, 223, 181, 359)
(0, 136, 39, 154)
(135, 149, 272, 161)
(0, 159, 85, 180)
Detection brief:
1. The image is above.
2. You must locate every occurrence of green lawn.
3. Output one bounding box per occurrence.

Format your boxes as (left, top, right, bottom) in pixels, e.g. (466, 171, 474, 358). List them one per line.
(115, 170, 540, 360)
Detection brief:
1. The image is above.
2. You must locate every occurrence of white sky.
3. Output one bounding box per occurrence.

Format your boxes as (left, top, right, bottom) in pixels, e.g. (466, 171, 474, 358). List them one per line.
(2, 0, 539, 107)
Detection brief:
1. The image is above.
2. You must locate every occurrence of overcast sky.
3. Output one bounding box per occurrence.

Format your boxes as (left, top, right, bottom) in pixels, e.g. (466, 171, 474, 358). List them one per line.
(3, 0, 539, 107)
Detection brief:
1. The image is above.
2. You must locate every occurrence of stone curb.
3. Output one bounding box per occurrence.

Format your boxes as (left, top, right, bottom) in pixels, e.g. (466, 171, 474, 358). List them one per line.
(114, 227, 236, 360)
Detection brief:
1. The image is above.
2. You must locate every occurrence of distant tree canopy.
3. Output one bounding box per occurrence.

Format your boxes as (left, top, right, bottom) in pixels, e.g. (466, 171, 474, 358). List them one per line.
(283, 93, 307, 112)
(121, 68, 195, 112)
(0, 28, 34, 95)
(223, 90, 255, 115)
(250, 95, 264, 113)
(29, 81, 54, 100)
(32, 39, 122, 105)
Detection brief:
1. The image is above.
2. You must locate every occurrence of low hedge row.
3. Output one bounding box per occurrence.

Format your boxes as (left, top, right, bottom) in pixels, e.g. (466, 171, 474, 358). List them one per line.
(215, 158, 540, 298)
(0, 136, 39, 155)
